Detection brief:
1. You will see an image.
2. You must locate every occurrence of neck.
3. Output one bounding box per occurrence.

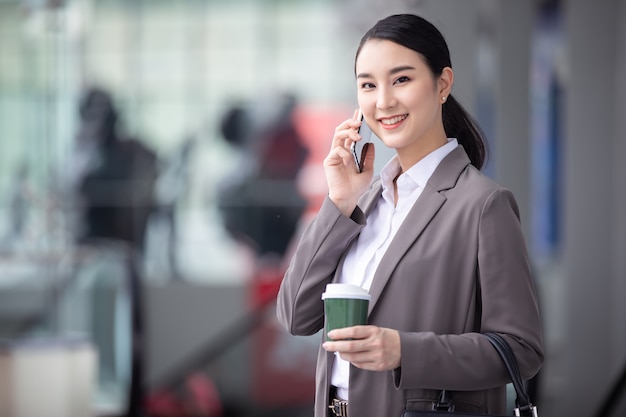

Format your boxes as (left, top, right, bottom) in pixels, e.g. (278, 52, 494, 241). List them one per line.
(397, 136, 448, 172)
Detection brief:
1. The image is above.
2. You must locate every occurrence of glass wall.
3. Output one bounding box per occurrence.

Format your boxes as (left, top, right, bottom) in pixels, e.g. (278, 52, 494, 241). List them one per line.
(0, 1, 368, 414)
(0, 0, 365, 282)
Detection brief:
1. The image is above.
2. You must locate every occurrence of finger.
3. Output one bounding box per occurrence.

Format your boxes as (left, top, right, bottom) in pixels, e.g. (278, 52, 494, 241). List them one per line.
(324, 144, 354, 168)
(343, 136, 354, 152)
(322, 339, 365, 354)
(360, 143, 376, 173)
(326, 325, 372, 341)
(335, 117, 361, 135)
(332, 123, 361, 149)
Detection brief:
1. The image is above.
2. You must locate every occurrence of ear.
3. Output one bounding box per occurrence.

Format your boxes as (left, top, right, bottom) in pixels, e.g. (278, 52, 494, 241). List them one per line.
(438, 67, 454, 100)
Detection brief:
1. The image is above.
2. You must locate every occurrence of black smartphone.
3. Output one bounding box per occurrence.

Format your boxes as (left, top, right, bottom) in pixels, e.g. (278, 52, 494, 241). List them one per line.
(351, 110, 374, 172)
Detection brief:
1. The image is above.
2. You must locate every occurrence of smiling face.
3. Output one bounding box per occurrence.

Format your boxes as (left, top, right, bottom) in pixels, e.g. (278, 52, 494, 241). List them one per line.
(355, 39, 453, 170)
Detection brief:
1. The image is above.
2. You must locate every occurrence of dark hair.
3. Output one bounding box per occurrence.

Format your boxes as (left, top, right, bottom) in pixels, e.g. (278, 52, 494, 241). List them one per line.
(355, 14, 487, 169)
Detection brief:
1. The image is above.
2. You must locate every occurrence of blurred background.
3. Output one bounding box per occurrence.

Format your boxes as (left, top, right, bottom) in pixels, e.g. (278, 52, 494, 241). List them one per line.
(0, 0, 624, 416)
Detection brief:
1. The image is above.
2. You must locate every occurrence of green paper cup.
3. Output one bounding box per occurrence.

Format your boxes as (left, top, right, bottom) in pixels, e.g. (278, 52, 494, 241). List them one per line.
(322, 283, 371, 341)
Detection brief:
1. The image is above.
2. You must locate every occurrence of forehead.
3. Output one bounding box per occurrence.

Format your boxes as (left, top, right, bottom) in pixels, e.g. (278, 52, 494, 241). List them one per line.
(356, 39, 428, 75)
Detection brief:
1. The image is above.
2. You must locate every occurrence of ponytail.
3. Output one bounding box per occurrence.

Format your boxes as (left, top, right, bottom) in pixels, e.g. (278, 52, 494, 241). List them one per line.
(442, 94, 488, 169)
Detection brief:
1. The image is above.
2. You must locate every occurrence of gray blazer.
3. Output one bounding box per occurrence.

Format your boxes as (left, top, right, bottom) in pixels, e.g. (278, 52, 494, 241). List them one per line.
(276, 146, 544, 417)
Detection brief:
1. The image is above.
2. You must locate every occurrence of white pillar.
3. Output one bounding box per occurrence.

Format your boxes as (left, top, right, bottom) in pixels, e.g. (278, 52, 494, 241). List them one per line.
(558, 0, 625, 416)
(611, 0, 626, 368)
(490, 0, 533, 234)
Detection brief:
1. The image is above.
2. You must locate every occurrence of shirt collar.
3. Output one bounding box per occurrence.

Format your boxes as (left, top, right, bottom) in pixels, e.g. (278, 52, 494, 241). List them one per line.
(380, 139, 459, 204)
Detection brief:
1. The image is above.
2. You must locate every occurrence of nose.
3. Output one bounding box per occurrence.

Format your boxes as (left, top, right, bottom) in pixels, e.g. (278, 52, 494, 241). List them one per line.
(376, 87, 397, 110)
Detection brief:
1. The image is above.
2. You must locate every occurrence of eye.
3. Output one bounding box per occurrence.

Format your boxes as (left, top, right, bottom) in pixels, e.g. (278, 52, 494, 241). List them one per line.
(394, 76, 410, 84)
(360, 81, 375, 90)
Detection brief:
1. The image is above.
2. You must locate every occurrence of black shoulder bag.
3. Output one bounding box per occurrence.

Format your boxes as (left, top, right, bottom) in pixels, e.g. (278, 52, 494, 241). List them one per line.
(402, 333, 539, 417)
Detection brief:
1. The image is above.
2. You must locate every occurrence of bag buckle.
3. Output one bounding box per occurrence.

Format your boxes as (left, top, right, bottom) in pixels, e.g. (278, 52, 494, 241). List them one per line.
(432, 390, 455, 412)
(514, 404, 538, 417)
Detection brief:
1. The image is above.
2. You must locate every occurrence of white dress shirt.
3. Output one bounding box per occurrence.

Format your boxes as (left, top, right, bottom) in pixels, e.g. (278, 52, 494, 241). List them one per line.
(330, 138, 459, 400)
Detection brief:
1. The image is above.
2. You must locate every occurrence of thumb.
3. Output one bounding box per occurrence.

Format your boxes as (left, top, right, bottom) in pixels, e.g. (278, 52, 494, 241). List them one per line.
(361, 142, 375, 173)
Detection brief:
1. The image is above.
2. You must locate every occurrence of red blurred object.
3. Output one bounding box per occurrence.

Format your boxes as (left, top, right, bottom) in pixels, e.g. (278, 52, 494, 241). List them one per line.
(249, 265, 317, 408)
(145, 372, 223, 417)
(292, 104, 353, 217)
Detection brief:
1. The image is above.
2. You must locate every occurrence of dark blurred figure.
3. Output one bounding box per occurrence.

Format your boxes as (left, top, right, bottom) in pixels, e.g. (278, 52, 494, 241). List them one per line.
(216, 93, 308, 260)
(73, 87, 158, 256)
(71, 86, 157, 417)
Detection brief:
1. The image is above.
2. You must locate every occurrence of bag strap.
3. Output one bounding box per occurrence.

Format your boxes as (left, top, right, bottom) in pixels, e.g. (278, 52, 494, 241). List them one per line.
(430, 333, 538, 416)
(483, 332, 538, 417)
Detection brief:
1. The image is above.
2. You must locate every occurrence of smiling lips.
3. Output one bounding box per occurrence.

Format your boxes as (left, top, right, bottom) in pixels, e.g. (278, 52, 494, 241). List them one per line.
(379, 114, 408, 129)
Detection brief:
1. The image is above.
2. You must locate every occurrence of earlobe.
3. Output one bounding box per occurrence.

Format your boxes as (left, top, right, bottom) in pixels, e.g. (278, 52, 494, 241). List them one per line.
(439, 67, 454, 98)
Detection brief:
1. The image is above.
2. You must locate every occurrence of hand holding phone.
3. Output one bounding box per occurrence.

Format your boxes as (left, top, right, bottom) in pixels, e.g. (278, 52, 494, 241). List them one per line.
(351, 110, 373, 172)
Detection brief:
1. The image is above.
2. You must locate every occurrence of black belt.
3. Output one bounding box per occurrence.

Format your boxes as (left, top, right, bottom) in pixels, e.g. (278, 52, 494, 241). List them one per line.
(329, 386, 348, 417)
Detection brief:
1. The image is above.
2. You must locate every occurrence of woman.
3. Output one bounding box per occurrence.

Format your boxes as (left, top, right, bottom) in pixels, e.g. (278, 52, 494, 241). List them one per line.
(276, 14, 543, 417)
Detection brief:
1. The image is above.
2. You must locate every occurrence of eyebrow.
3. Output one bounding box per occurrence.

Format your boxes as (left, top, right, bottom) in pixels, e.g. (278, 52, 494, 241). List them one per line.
(356, 65, 416, 79)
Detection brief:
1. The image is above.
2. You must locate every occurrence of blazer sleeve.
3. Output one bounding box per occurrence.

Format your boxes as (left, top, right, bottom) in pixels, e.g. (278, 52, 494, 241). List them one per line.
(477, 188, 544, 375)
(394, 187, 544, 391)
(276, 196, 365, 336)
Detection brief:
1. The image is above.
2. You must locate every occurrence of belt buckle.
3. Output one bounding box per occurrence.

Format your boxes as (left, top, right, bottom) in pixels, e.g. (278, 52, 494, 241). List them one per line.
(329, 398, 348, 416)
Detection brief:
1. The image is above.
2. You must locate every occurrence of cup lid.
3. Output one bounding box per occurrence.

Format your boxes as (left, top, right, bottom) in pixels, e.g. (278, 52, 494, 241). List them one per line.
(321, 283, 371, 300)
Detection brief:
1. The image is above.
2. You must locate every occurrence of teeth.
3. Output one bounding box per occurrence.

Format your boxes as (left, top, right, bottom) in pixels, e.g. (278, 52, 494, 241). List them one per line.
(381, 115, 407, 125)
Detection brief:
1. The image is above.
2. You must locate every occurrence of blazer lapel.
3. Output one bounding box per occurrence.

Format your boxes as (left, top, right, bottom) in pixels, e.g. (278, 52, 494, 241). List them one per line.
(366, 146, 471, 312)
